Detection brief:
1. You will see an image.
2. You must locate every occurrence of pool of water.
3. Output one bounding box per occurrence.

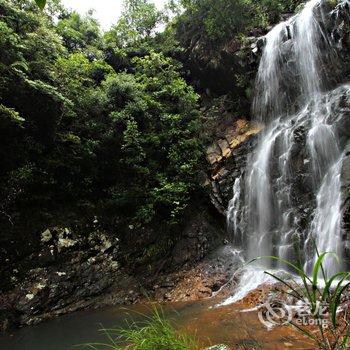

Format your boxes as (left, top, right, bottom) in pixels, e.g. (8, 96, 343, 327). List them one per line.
(0, 300, 313, 350)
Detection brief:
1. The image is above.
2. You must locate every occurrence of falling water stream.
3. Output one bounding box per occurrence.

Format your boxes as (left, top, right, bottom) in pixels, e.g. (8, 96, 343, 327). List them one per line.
(226, 0, 350, 302)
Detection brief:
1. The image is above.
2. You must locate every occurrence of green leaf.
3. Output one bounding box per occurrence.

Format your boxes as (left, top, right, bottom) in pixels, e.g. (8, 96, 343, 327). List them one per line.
(35, 0, 46, 10)
(322, 272, 349, 301)
(330, 281, 350, 328)
(264, 271, 303, 300)
(311, 252, 336, 305)
(340, 331, 350, 350)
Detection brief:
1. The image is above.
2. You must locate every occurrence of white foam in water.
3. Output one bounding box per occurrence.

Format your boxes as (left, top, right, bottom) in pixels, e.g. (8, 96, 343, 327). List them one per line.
(220, 267, 276, 305)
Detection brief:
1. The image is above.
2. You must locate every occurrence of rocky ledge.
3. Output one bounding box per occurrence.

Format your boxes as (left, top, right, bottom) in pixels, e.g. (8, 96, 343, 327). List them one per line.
(205, 118, 263, 214)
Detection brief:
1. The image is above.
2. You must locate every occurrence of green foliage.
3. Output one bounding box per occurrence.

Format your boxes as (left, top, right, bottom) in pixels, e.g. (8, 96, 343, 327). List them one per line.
(103, 51, 201, 225)
(0, 104, 25, 127)
(56, 11, 102, 53)
(176, 0, 304, 48)
(82, 307, 200, 350)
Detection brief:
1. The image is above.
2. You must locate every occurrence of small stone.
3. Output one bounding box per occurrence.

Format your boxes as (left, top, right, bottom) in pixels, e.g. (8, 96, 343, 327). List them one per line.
(206, 143, 223, 165)
(57, 238, 77, 252)
(25, 294, 34, 301)
(218, 139, 231, 158)
(35, 283, 46, 290)
(41, 229, 52, 243)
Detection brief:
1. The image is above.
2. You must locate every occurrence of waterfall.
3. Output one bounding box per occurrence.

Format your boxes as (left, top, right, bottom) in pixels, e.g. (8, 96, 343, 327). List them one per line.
(225, 0, 350, 302)
(227, 178, 242, 245)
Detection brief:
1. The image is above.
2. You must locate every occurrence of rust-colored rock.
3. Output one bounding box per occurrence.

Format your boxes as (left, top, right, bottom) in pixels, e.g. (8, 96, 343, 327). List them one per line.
(206, 143, 223, 165)
(206, 118, 264, 169)
(217, 139, 231, 158)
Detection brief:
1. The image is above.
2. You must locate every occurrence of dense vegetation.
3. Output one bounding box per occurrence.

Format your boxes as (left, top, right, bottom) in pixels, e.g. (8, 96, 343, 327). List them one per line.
(0, 0, 304, 267)
(0, 0, 202, 255)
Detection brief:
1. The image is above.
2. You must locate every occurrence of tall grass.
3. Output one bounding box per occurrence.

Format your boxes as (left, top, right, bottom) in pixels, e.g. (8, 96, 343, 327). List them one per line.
(80, 307, 200, 350)
(253, 250, 350, 350)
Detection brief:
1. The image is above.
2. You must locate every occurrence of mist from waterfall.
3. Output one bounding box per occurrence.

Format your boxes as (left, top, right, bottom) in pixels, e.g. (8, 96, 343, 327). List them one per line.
(225, 0, 350, 303)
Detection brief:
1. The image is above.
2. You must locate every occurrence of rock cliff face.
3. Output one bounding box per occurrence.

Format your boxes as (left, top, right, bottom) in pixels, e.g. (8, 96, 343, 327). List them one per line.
(0, 203, 229, 330)
(205, 119, 263, 215)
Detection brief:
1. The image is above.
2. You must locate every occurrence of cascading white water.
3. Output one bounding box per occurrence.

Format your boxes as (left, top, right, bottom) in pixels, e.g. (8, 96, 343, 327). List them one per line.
(225, 0, 350, 302)
(295, 0, 325, 98)
(252, 22, 286, 121)
(227, 178, 242, 245)
(308, 157, 344, 274)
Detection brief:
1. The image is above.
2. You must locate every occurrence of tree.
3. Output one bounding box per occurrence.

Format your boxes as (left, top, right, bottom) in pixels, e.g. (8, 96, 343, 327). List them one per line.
(105, 0, 164, 48)
(56, 11, 102, 52)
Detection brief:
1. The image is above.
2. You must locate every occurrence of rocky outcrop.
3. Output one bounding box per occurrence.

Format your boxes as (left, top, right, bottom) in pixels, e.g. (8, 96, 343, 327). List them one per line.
(151, 245, 242, 302)
(0, 202, 229, 331)
(0, 227, 136, 330)
(205, 119, 263, 214)
(177, 34, 262, 97)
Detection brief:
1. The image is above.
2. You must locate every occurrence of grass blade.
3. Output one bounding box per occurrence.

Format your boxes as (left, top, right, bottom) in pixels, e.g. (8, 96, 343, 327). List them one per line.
(330, 281, 350, 328)
(264, 271, 304, 300)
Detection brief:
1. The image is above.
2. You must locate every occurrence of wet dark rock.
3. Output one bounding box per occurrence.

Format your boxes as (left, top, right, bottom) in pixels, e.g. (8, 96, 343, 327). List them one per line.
(171, 209, 227, 268)
(205, 119, 263, 215)
(0, 228, 125, 329)
(341, 153, 350, 267)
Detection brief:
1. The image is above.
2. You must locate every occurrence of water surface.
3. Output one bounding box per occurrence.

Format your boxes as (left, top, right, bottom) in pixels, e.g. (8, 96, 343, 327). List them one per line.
(0, 300, 313, 350)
